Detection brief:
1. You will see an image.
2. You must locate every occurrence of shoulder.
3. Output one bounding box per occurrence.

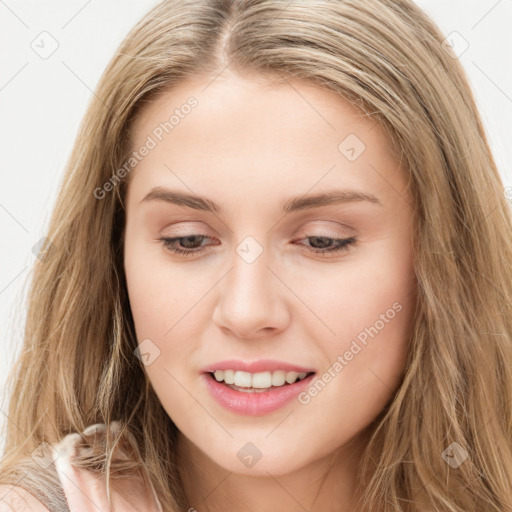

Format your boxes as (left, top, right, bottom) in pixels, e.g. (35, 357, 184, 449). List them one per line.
(0, 485, 50, 512)
(1, 422, 162, 512)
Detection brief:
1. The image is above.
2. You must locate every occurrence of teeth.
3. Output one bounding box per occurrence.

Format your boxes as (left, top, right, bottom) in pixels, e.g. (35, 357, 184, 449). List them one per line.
(212, 369, 309, 389)
(223, 369, 235, 384)
(285, 371, 299, 384)
(271, 370, 286, 386)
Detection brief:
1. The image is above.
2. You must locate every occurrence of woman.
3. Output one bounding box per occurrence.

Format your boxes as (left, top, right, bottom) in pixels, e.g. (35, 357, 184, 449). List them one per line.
(1, 0, 511, 511)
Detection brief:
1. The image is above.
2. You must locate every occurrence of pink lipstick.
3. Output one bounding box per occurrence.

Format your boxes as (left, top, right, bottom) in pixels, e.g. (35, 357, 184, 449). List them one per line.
(200, 359, 316, 416)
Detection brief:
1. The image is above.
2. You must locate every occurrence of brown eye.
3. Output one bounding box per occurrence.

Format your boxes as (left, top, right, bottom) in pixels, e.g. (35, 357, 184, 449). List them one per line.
(159, 235, 212, 256)
(298, 235, 357, 256)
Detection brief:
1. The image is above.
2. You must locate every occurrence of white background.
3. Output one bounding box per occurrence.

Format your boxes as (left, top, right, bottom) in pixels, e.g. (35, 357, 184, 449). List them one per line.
(1, 0, 511, 445)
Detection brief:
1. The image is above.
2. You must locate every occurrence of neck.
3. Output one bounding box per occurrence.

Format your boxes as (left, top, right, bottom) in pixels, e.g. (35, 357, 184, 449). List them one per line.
(176, 431, 369, 512)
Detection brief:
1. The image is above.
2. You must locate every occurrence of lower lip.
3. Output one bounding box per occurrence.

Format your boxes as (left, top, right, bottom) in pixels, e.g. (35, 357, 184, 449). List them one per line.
(202, 372, 315, 416)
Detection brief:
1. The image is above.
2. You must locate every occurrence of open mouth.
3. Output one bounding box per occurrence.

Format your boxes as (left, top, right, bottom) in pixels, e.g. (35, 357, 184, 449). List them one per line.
(202, 368, 317, 415)
(207, 370, 316, 393)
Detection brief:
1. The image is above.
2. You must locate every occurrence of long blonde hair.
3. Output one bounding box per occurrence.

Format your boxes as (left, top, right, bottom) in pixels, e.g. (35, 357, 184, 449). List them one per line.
(2, 1, 512, 510)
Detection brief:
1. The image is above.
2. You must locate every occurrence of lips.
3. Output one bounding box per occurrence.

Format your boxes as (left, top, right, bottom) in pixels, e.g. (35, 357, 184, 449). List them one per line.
(202, 371, 316, 415)
(200, 359, 317, 415)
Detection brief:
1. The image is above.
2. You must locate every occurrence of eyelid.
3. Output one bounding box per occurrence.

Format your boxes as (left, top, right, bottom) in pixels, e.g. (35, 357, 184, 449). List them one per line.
(160, 221, 214, 235)
(300, 218, 356, 233)
(296, 221, 356, 238)
(158, 218, 358, 242)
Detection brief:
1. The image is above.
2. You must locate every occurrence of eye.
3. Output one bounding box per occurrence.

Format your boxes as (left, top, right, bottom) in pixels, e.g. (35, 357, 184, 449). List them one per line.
(297, 234, 357, 256)
(158, 234, 357, 258)
(158, 235, 213, 256)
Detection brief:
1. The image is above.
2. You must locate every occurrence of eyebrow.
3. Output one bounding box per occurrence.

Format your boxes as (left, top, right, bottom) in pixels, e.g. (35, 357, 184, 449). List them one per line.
(140, 186, 382, 213)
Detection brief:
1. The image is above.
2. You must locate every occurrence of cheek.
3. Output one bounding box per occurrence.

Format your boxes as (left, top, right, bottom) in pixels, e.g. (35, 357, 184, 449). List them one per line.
(291, 256, 414, 449)
(299, 236, 414, 339)
(123, 240, 201, 416)
(124, 237, 199, 339)
(307, 240, 415, 386)
(124, 244, 165, 338)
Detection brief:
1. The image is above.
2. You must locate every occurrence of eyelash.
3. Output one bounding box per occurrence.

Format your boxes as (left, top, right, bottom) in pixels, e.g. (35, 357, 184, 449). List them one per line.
(158, 234, 357, 258)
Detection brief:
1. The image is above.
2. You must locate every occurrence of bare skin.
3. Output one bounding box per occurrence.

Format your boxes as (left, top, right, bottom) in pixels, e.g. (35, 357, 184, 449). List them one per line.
(123, 70, 417, 512)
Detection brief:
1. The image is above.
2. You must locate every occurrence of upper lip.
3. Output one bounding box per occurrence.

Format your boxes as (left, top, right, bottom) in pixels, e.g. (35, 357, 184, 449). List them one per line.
(201, 359, 316, 374)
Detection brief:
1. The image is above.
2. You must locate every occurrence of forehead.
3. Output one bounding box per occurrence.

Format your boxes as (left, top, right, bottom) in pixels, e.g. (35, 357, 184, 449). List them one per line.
(131, 72, 375, 149)
(126, 73, 410, 210)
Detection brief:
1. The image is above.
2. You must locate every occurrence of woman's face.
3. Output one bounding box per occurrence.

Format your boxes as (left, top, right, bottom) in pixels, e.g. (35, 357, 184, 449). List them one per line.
(123, 72, 417, 476)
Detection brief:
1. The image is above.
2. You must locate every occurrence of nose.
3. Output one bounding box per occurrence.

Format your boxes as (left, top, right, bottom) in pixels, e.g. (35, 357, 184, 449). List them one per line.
(212, 243, 291, 340)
